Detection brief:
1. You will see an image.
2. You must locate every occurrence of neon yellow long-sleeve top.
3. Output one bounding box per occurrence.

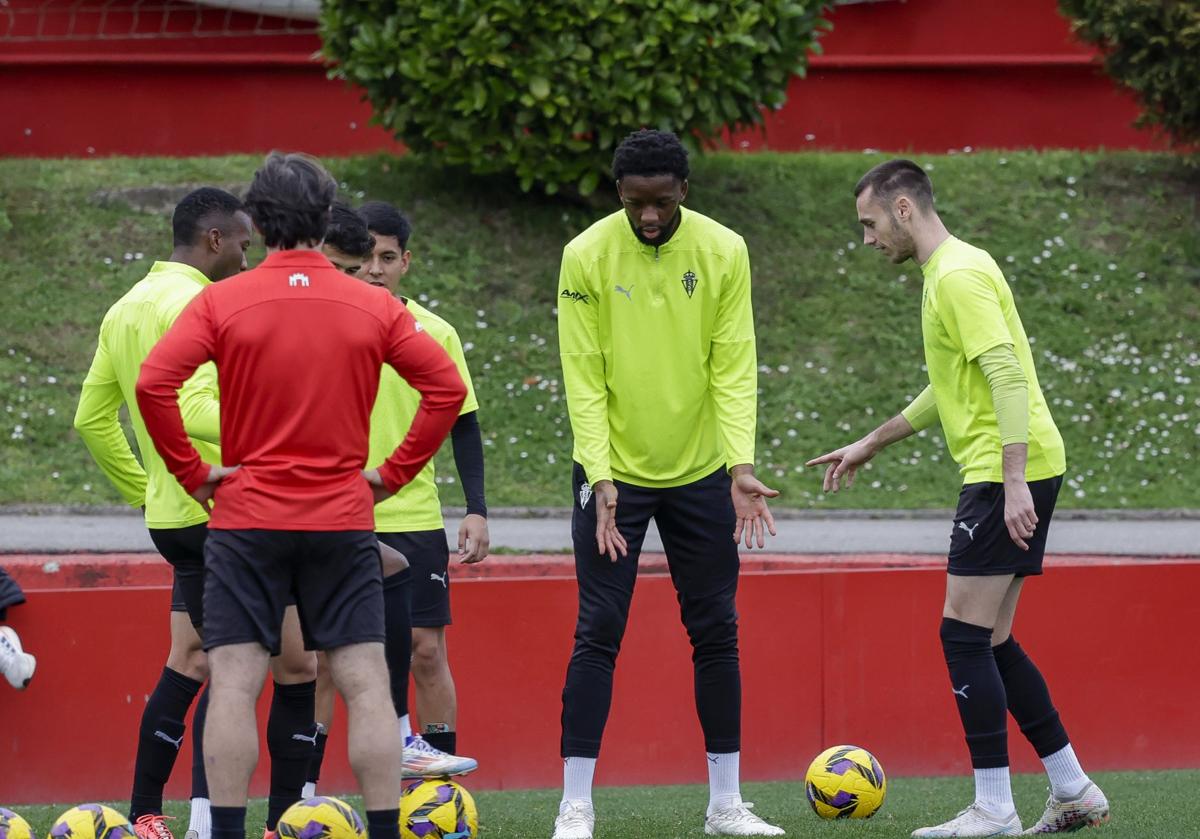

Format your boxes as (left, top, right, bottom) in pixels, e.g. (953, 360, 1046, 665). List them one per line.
(557, 207, 758, 488)
(74, 261, 220, 528)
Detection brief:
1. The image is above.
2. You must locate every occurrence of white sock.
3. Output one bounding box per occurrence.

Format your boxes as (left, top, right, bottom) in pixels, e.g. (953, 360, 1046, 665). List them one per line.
(399, 714, 412, 744)
(974, 767, 1015, 813)
(301, 781, 316, 799)
(562, 756, 596, 804)
(706, 751, 742, 816)
(188, 797, 211, 839)
(1043, 744, 1090, 798)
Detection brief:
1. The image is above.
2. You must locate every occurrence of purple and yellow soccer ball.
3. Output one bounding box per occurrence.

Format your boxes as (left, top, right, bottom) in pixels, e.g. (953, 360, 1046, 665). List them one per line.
(276, 797, 365, 839)
(46, 805, 136, 839)
(1, 808, 35, 839)
(400, 779, 478, 839)
(804, 744, 887, 819)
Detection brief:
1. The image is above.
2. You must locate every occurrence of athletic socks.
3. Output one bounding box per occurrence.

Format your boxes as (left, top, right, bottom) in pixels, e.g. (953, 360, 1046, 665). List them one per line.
(940, 618, 1010, 772)
(188, 798, 211, 839)
(706, 751, 742, 815)
(211, 806, 246, 839)
(991, 635, 1088, 798)
(974, 766, 1015, 812)
(266, 680, 317, 830)
(365, 809, 401, 839)
(1042, 744, 1090, 798)
(383, 569, 413, 719)
(130, 666, 203, 820)
(304, 723, 328, 792)
(192, 686, 210, 800)
(562, 756, 596, 804)
(422, 728, 456, 756)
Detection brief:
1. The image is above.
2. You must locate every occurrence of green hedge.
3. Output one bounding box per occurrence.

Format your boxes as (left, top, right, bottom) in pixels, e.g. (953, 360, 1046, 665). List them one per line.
(1060, 0, 1200, 146)
(320, 0, 830, 195)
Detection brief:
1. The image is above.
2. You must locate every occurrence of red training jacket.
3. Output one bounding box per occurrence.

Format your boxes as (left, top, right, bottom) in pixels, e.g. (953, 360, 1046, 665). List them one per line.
(136, 250, 466, 531)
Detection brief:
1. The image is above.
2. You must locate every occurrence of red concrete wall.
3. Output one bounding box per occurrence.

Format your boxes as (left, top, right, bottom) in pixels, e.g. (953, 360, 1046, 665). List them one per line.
(0, 0, 1166, 158)
(1, 553, 1197, 804)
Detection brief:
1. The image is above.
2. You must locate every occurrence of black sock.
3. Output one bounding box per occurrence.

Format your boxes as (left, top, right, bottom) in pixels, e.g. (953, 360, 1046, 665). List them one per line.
(422, 729, 456, 755)
(266, 680, 317, 829)
(383, 569, 413, 720)
(192, 685, 210, 799)
(365, 809, 400, 839)
(212, 806, 246, 839)
(940, 617, 1008, 769)
(993, 635, 1071, 757)
(130, 666, 202, 820)
(306, 729, 329, 785)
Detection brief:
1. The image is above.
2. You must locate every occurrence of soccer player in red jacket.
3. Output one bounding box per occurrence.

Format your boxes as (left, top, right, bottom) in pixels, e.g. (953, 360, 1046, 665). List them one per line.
(137, 153, 466, 839)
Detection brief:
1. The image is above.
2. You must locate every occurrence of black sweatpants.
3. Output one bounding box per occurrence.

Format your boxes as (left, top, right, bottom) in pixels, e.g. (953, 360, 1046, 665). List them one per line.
(560, 463, 741, 758)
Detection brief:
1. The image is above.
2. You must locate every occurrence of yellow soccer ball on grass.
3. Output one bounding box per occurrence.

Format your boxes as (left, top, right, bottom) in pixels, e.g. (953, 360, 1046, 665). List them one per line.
(1, 808, 35, 839)
(400, 779, 478, 839)
(47, 805, 136, 839)
(277, 796, 366, 839)
(804, 744, 887, 819)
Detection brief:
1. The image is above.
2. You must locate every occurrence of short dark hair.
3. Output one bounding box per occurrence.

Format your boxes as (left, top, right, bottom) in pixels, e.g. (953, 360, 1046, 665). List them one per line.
(612, 129, 690, 182)
(325, 202, 375, 259)
(244, 152, 337, 249)
(358, 201, 412, 250)
(854, 159, 935, 211)
(172, 187, 245, 248)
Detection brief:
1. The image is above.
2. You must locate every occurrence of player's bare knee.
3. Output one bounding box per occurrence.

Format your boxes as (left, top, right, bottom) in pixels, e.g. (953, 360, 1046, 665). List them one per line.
(327, 642, 389, 702)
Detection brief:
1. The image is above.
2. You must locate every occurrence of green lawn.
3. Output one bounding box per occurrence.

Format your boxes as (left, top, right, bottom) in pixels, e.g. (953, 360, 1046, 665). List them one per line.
(6, 770, 1193, 837)
(1, 152, 1197, 509)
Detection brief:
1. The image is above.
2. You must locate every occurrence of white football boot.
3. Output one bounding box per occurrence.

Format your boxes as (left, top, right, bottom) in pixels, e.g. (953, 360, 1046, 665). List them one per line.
(912, 803, 1022, 837)
(705, 802, 786, 836)
(551, 800, 594, 839)
(0, 626, 35, 689)
(1023, 782, 1110, 833)
(401, 734, 478, 778)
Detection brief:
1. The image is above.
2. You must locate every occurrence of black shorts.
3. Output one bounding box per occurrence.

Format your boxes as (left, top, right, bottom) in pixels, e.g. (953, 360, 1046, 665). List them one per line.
(947, 475, 1063, 577)
(203, 529, 385, 655)
(149, 524, 208, 628)
(377, 530, 451, 627)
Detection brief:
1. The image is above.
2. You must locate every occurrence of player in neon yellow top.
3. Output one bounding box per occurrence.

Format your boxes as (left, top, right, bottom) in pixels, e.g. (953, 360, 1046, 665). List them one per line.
(307, 202, 481, 787)
(553, 131, 782, 839)
(808, 160, 1107, 838)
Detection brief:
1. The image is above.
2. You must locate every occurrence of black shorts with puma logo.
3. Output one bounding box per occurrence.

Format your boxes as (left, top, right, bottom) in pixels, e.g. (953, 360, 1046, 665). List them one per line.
(947, 475, 1063, 577)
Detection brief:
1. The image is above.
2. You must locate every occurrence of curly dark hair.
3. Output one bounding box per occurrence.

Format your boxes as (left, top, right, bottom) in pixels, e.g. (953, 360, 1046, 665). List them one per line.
(611, 129, 690, 182)
(171, 187, 244, 248)
(325, 202, 375, 259)
(244, 152, 337, 249)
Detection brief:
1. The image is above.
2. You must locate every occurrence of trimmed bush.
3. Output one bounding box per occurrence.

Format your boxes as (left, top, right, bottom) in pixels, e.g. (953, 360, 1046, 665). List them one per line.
(320, 0, 830, 194)
(1059, 0, 1200, 146)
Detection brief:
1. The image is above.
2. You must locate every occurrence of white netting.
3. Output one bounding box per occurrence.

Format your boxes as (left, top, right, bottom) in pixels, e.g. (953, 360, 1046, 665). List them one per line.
(0, 0, 320, 42)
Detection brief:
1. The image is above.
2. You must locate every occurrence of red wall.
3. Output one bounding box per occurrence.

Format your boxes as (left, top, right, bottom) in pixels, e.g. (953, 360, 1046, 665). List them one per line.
(1, 552, 1197, 803)
(0, 0, 1166, 158)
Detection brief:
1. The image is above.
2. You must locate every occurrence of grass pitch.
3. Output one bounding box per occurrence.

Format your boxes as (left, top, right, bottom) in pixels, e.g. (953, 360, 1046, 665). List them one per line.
(7, 770, 1196, 837)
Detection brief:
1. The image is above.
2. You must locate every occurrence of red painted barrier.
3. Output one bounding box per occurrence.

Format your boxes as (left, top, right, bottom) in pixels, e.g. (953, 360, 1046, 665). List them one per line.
(0, 0, 1167, 158)
(1, 551, 1197, 804)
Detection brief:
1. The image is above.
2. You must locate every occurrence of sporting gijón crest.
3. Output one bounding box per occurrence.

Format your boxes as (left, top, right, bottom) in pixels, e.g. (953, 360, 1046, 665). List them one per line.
(681, 270, 698, 298)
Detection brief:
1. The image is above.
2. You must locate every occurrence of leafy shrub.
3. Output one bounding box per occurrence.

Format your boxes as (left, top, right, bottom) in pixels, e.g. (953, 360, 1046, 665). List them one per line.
(1059, 0, 1200, 146)
(320, 0, 830, 195)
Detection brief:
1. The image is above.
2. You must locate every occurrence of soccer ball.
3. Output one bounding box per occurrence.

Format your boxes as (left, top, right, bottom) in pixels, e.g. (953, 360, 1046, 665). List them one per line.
(0, 808, 34, 839)
(47, 805, 136, 839)
(277, 797, 366, 839)
(804, 744, 887, 819)
(400, 779, 478, 838)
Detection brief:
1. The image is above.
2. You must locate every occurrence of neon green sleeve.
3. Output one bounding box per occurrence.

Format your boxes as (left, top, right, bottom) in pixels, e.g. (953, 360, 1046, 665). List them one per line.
(557, 244, 612, 484)
(177, 361, 221, 445)
(976, 344, 1029, 445)
(73, 337, 147, 507)
(710, 239, 757, 469)
(900, 385, 940, 432)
